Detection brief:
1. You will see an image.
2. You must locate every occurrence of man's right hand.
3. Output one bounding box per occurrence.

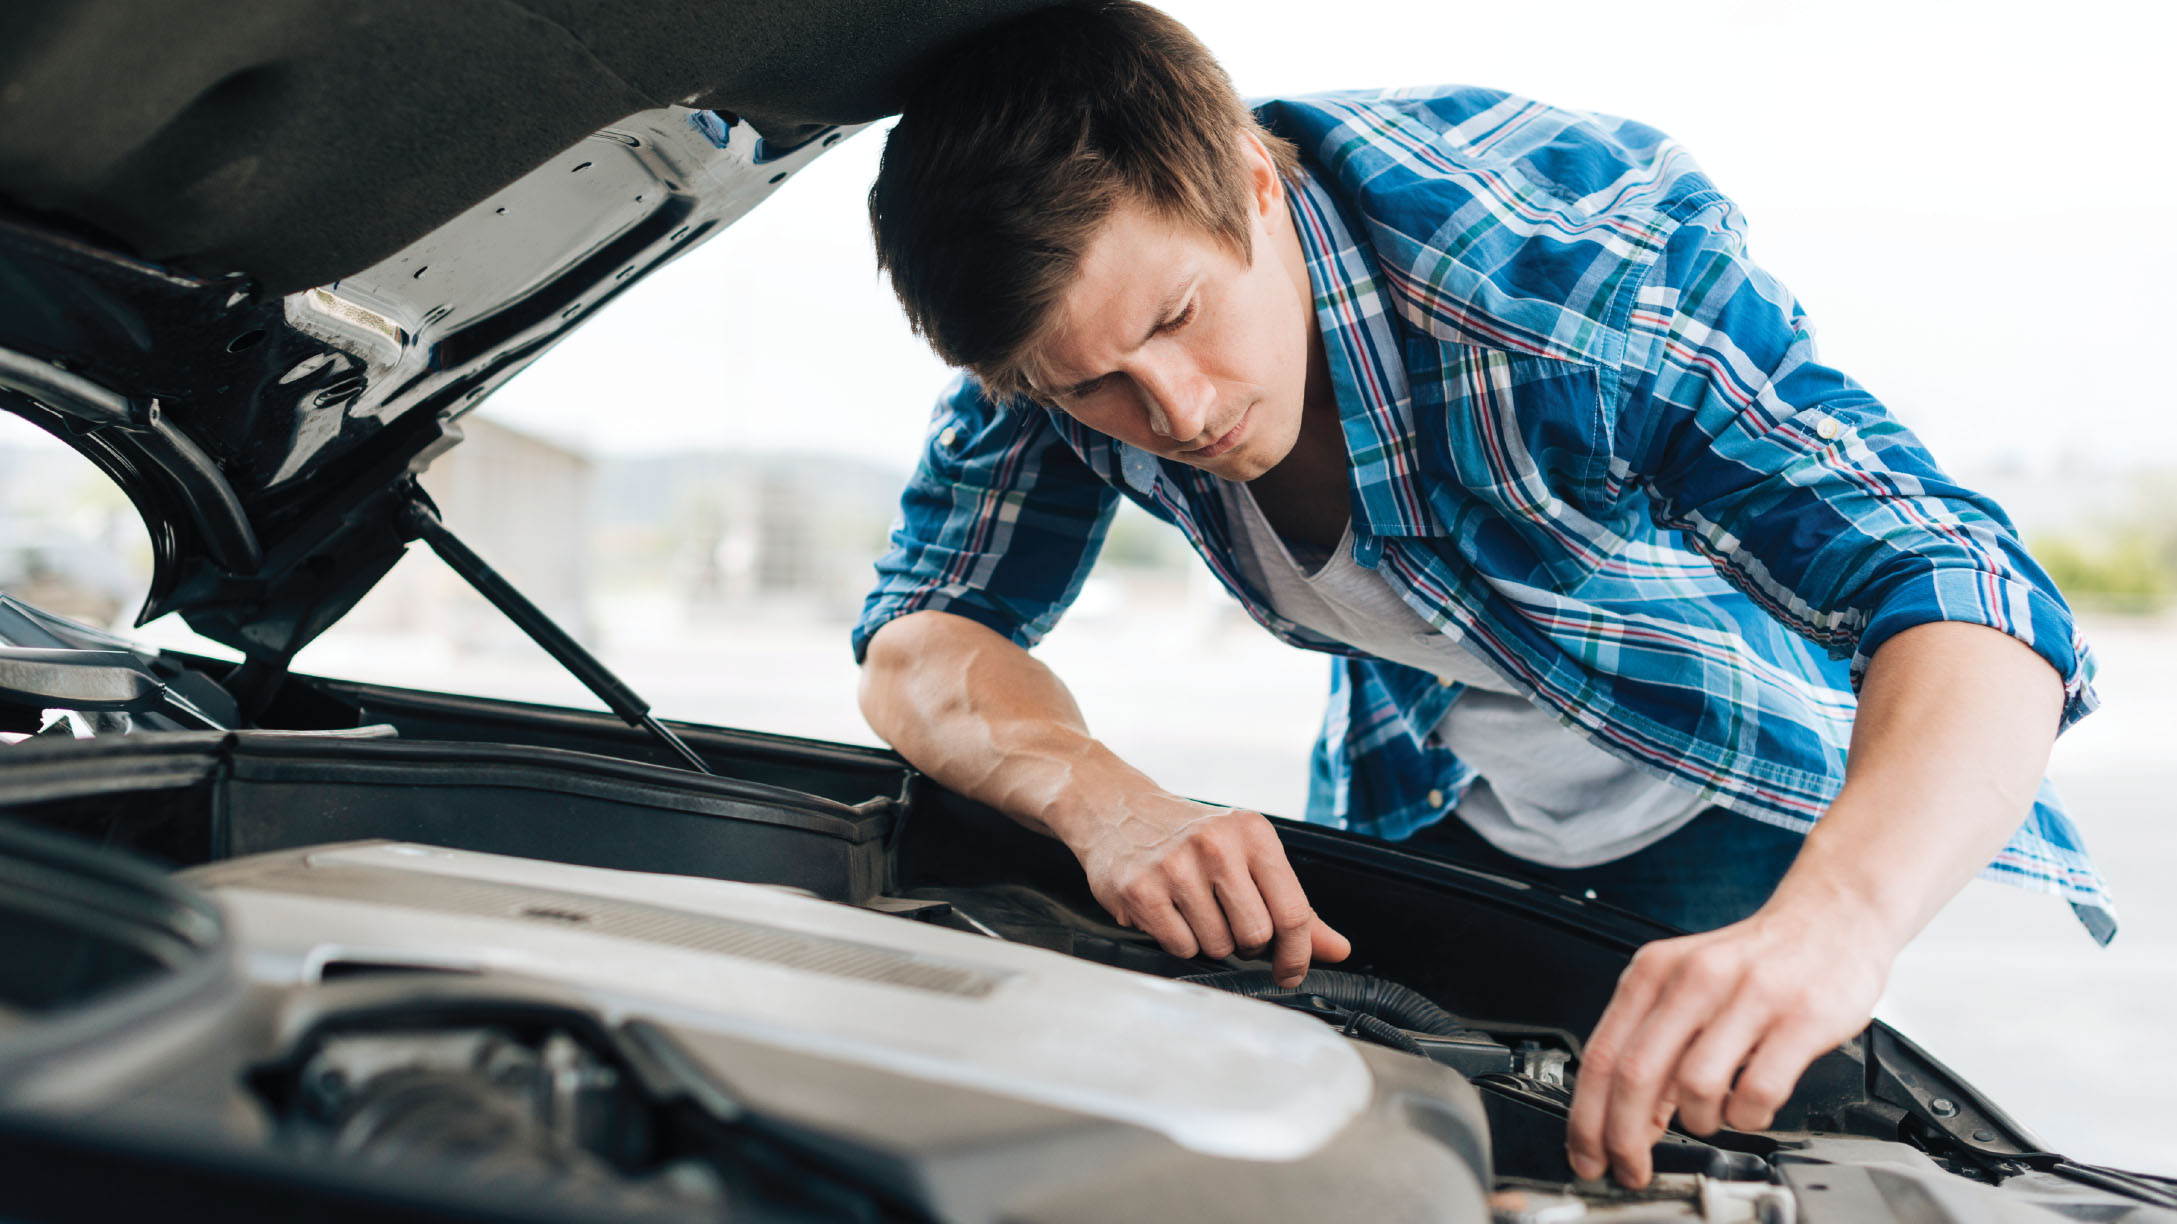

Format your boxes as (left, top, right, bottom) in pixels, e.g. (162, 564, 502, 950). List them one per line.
(1062, 792, 1350, 986)
(859, 612, 1349, 986)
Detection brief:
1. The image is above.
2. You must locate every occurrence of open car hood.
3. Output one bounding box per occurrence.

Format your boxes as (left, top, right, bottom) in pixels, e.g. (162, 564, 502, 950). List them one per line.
(0, 0, 1046, 663)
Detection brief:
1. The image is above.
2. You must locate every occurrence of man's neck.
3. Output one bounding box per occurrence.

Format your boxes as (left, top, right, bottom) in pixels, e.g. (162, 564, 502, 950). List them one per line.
(1247, 324, 1349, 554)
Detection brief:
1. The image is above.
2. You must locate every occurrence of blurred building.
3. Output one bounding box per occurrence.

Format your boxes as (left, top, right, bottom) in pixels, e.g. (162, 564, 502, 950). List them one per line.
(593, 450, 904, 621)
(340, 417, 594, 651)
(0, 427, 151, 630)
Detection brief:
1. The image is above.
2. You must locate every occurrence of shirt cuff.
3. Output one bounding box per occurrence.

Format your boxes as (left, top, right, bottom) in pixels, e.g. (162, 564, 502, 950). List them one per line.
(849, 593, 1040, 666)
(1849, 569, 2100, 732)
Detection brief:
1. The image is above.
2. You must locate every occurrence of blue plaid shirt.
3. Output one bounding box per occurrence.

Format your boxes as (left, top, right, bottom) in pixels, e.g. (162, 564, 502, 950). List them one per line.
(853, 86, 2115, 943)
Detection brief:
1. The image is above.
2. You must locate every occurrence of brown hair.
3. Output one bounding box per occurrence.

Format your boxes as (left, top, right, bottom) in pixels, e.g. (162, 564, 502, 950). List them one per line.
(868, 1, 1299, 401)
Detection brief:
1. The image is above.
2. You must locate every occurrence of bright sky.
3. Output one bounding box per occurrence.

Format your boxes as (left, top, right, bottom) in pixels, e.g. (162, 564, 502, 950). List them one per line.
(483, 0, 2176, 480)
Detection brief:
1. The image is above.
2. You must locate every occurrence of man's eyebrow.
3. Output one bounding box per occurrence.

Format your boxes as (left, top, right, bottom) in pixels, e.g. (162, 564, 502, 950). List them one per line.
(1059, 276, 1195, 399)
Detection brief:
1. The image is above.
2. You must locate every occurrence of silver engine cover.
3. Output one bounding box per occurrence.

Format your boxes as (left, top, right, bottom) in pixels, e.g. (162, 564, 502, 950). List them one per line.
(184, 841, 1493, 1224)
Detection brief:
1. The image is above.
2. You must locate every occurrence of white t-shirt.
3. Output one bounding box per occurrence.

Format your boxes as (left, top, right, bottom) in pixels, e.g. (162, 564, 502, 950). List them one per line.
(1217, 480, 1708, 868)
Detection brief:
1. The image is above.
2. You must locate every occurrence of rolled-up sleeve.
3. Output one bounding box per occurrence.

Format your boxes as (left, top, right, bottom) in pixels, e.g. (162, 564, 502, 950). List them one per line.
(1611, 200, 2097, 728)
(851, 376, 1120, 664)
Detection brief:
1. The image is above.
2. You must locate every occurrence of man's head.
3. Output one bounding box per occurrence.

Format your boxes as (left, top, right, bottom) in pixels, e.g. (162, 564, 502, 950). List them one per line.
(870, 1, 1319, 480)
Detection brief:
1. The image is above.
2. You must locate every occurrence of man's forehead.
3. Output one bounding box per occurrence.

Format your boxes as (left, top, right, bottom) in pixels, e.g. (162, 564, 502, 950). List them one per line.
(1030, 210, 1199, 389)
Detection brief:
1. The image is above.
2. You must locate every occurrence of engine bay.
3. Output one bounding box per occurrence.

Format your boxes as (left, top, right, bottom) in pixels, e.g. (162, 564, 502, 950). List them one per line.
(7, 797, 2171, 1224)
(2, 638, 2173, 1223)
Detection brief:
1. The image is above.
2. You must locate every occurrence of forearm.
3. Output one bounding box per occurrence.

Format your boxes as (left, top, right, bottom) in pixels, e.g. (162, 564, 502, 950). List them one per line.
(1762, 620, 2066, 950)
(860, 610, 1349, 980)
(856, 609, 1160, 841)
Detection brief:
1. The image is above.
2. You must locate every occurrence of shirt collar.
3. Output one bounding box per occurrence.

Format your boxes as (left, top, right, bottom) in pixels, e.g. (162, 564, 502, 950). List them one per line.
(1284, 160, 1432, 538)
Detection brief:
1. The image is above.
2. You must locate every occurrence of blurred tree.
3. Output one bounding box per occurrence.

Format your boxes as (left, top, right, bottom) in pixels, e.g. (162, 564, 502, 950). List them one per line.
(2029, 471, 2177, 614)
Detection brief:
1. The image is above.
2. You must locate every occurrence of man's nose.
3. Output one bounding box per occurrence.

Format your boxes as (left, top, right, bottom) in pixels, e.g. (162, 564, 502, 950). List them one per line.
(1136, 362, 1216, 444)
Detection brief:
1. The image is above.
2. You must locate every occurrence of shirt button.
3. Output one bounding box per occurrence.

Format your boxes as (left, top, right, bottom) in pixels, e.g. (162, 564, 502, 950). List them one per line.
(1815, 417, 1841, 441)
(1436, 674, 1454, 687)
(1427, 788, 1445, 808)
(939, 426, 958, 448)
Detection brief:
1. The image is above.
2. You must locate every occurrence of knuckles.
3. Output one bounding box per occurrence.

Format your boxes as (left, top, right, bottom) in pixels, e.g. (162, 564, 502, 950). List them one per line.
(1674, 948, 1742, 996)
(1732, 1070, 1791, 1115)
(1616, 1049, 1674, 1093)
(1578, 1044, 1620, 1088)
(1675, 1064, 1732, 1111)
(1724, 1096, 1780, 1132)
(1190, 830, 1235, 873)
(1745, 961, 1801, 1002)
(1089, 805, 1320, 969)
(1118, 877, 1163, 909)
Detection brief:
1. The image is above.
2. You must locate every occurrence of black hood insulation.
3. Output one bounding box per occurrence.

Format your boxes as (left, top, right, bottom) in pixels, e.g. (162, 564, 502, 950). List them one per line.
(0, 0, 1055, 295)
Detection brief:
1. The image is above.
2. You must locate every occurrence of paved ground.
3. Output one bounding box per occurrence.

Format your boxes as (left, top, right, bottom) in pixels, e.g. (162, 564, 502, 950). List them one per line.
(252, 601, 2177, 1173)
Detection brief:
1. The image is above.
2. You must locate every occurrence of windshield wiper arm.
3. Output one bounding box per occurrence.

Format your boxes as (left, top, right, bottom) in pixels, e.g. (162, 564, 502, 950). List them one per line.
(398, 491, 713, 775)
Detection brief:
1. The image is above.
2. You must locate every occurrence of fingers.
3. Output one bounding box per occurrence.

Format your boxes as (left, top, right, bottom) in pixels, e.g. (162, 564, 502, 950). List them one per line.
(1671, 988, 1772, 1136)
(1102, 813, 1242, 962)
(1168, 872, 1238, 960)
(1724, 1018, 1832, 1133)
(1597, 944, 1748, 1187)
(1569, 935, 1753, 1187)
(1566, 943, 1672, 1181)
(1568, 921, 1876, 1188)
(1086, 806, 1341, 985)
(1212, 872, 1277, 959)
(1123, 890, 1199, 960)
(1248, 830, 1324, 987)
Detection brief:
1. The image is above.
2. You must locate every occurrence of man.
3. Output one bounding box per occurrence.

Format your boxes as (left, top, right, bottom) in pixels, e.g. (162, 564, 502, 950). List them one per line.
(849, 0, 2114, 1189)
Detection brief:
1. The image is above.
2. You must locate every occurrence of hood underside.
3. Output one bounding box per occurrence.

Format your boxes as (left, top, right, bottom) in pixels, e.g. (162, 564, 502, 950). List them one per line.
(0, 1, 1051, 295)
(0, 0, 1049, 661)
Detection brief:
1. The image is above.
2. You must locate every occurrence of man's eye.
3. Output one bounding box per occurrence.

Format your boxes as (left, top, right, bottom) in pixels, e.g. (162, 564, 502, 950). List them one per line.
(1158, 301, 1198, 334)
(1071, 376, 1108, 399)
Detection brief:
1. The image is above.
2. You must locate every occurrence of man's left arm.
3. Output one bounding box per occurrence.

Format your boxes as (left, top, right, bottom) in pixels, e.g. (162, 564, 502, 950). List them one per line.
(1565, 198, 2093, 1186)
(1565, 619, 2061, 1185)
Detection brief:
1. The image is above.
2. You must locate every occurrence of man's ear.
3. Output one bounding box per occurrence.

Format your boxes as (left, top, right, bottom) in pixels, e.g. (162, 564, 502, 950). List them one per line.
(1239, 129, 1281, 220)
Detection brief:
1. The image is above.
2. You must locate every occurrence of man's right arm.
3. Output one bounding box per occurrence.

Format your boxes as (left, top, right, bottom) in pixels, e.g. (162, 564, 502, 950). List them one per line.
(859, 608, 1348, 986)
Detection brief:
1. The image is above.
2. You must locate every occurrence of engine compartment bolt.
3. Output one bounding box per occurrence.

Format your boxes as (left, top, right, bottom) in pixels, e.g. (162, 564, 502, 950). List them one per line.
(1929, 1098, 1958, 1117)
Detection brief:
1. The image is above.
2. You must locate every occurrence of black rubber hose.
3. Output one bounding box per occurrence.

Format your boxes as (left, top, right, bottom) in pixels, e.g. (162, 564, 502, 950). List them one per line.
(1179, 969, 1468, 1037)
(1342, 1010, 1427, 1056)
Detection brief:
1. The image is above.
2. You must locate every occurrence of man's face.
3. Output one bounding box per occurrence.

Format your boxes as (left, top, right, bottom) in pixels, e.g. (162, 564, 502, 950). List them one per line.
(1026, 144, 1318, 483)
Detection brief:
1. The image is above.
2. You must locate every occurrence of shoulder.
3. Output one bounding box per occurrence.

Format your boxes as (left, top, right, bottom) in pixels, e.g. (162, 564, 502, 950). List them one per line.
(1259, 86, 1717, 218)
(1261, 86, 1731, 367)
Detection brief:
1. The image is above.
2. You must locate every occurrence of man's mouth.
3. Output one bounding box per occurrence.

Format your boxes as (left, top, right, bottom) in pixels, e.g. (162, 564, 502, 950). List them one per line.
(1183, 408, 1250, 460)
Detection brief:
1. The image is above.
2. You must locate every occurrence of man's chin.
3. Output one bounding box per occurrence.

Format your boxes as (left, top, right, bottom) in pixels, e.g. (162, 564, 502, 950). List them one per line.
(1206, 451, 1278, 483)
(1221, 427, 1306, 482)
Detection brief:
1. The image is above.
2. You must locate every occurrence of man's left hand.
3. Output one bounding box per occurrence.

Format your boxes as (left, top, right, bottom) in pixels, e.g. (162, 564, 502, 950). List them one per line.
(1564, 901, 1896, 1187)
(1566, 623, 2068, 1188)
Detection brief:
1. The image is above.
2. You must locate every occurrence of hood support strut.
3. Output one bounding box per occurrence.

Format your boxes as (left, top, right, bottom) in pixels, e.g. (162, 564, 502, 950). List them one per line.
(397, 491, 714, 776)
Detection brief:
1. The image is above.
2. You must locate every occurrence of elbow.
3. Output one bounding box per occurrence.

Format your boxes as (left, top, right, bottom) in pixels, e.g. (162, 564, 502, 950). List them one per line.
(856, 610, 966, 741)
(857, 616, 914, 737)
